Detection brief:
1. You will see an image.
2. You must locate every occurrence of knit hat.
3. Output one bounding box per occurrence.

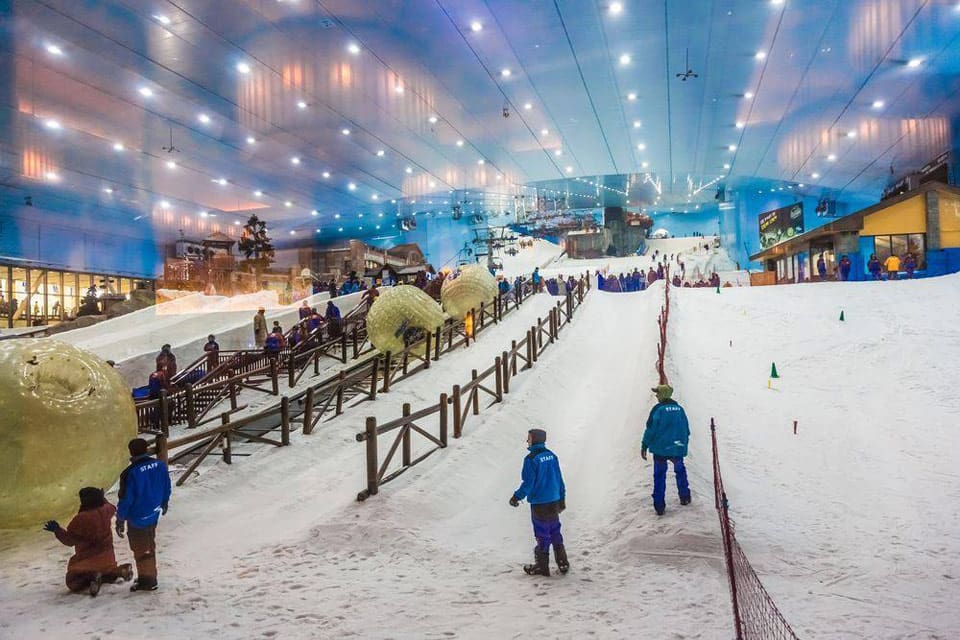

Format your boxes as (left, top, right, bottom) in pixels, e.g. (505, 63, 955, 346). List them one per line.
(528, 428, 547, 444)
(78, 487, 106, 509)
(650, 384, 673, 401)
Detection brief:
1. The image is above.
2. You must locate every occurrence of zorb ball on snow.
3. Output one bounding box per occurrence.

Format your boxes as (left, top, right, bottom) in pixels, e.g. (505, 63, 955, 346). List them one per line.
(0, 339, 137, 529)
(440, 264, 498, 319)
(365, 285, 446, 355)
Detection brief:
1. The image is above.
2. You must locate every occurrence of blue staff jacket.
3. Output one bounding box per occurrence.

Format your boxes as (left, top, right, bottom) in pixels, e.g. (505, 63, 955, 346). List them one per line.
(513, 443, 565, 505)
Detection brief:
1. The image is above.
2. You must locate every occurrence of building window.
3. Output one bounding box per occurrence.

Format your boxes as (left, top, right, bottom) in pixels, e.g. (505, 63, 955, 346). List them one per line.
(870, 234, 925, 269)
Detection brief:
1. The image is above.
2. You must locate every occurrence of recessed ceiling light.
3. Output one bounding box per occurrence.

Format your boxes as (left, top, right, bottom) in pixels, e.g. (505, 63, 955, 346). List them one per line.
(429, 180, 436, 187)
(347, 43, 360, 55)
(342, 128, 351, 135)
(103, 187, 114, 193)
(160, 200, 170, 208)
(348, 183, 357, 191)
(744, 92, 754, 99)
(723, 163, 731, 169)
(289, 230, 296, 235)
(166, 160, 177, 169)
(376, 149, 385, 157)
(198, 113, 211, 124)
(428, 116, 438, 124)
(907, 57, 923, 68)
(735, 121, 745, 128)
(405, 166, 413, 174)
(45, 44, 63, 56)
(728, 144, 737, 151)
(334, 213, 341, 219)
(234, 220, 242, 225)
(811, 172, 820, 179)
(771, 0, 784, 5)
(153, 14, 171, 25)
(641, 161, 649, 168)
(541, 128, 549, 136)
(619, 53, 631, 65)
(637, 143, 646, 150)
(395, 84, 405, 94)
(254, 190, 263, 196)
(379, 212, 384, 217)
(755, 51, 767, 60)
(113, 142, 124, 151)
(846, 130, 857, 138)
(338, 227, 344, 232)
(627, 92, 637, 101)
(236, 62, 251, 74)
(827, 154, 837, 161)
(246, 136, 256, 144)
(633, 120, 641, 128)
(138, 87, 153, 97)
(44, 119, 61, 130)
(565, 166, 573, 173)
(501, 68, 512, 78)
(199, 211, 209, 218)
(285, 201, 293, 207)
(478, 159, 485, 165)
(456, 139, 464, 147)
(311, 210, 318, 216)
(297, 100, 307, 110)
(216, 178, 227, 185)
(524, 102, 532, 110)
(610, 2, 623, 15)
(291, 156, 301, 165)
(798, 183, 805, 187)
(554, 149, 562, 156)
(372, 195, 379, 200)
(322, 171, 331, 178)
(316, 228, 321, 233)
(376, 225, 381, 230)
(470, 20, 483, 32)
(871, 100, 885, 109)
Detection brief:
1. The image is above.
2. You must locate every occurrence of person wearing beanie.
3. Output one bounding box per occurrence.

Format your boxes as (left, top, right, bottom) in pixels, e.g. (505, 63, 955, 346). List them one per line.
(509, 428, 568, 576)
(43, 487, 132, 596)
(641, 384, 691, 516)
(116, 438, 172, 592)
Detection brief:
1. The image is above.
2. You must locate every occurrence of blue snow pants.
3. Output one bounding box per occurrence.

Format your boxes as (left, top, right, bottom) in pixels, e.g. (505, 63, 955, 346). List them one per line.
(653, 455, 690, 510)
(531, 513, 563, 553)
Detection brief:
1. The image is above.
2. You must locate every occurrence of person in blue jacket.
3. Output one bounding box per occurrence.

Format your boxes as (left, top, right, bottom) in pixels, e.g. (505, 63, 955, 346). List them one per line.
(531, 268, 542, 292)
(509, 429, 568, 576)
(116, 438, 171, 592)
(641, 385, 691, 515)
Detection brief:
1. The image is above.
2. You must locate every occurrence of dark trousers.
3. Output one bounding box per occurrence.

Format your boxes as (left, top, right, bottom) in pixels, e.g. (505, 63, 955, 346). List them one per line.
(128, 524, 158, 587)
(653, 456, 690, 510)
(531, 513, 563, 553)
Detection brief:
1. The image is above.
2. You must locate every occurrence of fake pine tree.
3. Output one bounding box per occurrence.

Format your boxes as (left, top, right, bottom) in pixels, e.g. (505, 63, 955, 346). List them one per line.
(238, 214, 275, 287)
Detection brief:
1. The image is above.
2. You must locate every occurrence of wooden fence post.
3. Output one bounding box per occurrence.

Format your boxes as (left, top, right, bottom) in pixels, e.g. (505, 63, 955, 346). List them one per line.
(302, 387, 316, 435)
(288, 351, 296, 388)
(566, 291, 573, 321)
(336, 370, 345, 415)
(280, 396, 290, 445)
(382, 351, 393, 392)
(155, 433, 169, 463)
(402, 403, 412, 467)
(495, 356, 503, 402)
(314, 350, 320, 375)
(501, 351, 510, 394)
(439, 392, 449, 447)
(364, 417, 379, 497)
(228, 380, 238, 411)
(471, 369, 480, 415)
(340, 332, 348, 363)
(479, 302, 485, 329)
(185, 384, 197, 428)
(434, 327, 442, 360)
(452, 384, 462, 438)
(220, 413, 232, 464)
(369, 357, 379, 400)
(511, 340, 518, 376)
(527, 328, 535, 365)
(159, 390, 170, 436)
(352, 325, 360, 359)
(270, 359, 279, 395)
(424, 331, 432, 369)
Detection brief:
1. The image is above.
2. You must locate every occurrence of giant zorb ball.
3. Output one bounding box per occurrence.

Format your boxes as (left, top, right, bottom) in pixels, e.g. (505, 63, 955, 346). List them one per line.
(440, 265, 498, 318)
(0, 339, 136, 528)
(365, 286, 446, 355)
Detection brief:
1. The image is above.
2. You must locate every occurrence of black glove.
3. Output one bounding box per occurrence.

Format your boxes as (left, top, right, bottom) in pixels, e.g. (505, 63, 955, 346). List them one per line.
(509, 495, 520, 507)
(559, 499, 566, 513)
(161, 504, 168, 516)
(115, 519, 125, 539)
(640, 447, 648, 461)
(43, 520, 60, 533)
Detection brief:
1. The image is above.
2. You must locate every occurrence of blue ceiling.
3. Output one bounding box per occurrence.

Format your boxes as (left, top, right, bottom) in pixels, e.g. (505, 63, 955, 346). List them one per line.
(1, 0, 958, 242)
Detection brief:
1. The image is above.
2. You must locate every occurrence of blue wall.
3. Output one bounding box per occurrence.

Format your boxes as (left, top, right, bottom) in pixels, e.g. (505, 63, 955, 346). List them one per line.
(368, 213, 482, 270)
(650, 210, 720, 238)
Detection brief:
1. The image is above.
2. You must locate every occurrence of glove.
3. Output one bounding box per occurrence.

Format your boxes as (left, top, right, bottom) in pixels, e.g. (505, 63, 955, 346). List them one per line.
(43, 520, 60, 533)
(559, 499, 566, 513)
(509, 495, 520, 507)
(115, 519, 125, 539)
(640, 447, 648, 461)
(161, 504, 168, 516)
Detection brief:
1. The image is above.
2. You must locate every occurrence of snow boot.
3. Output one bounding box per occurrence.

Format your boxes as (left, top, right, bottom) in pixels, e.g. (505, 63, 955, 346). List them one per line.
(680, 496, 691, 506)
(554, 545, 569, 574)
(118, 563, 133, 582)
(130, 580, 158, 592)
(523, 550, 551, 577)
(655, 506, 665, 516)
(88, 573, 102, 597)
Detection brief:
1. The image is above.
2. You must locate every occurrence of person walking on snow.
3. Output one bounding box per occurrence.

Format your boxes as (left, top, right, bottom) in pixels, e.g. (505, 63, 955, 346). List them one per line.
(253, 307, 268, 347)
(884, 253, 901, 280)
(509, 429, 569, 576)
(641, 385, 691, 516)
(116, 438, 171, 592)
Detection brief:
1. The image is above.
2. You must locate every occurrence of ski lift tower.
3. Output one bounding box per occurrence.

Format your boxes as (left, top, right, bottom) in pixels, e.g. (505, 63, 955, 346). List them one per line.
(470, 223, 518, 271)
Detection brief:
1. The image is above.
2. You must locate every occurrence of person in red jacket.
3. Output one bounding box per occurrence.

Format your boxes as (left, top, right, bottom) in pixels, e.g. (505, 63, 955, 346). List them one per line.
(43, 487, 132, 596)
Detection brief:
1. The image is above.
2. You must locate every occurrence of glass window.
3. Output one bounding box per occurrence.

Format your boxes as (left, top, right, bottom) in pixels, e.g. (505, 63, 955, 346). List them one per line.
(907, 234, 926, 269)
(891, 235, 909, 260)
(874, 236, 892, 262)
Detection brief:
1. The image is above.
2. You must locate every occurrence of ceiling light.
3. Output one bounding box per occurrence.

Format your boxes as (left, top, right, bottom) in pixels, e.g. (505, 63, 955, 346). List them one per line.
(456, 139, 464, 147)
(846, 130, 857, 138)
(429, 180, 436, 187)
(811, 173, 820, 179)
(198, 113, 211, 124)
(322, 171, 331, 178)
(470, 20, 483, 32)
(376, 149, 385, 157)
(771, 0, 784, 5)
(316, 228, 321, 233)
(728, 144, 737, 151)
(871, 100, 885, 110)
(334, 213, 341, 219)
(199, 211, 208, 218)
(405, 166, 413, 174)
(372, 195, 379, 200)
(723, 163, 731, 169)
(501, 68, 512, 78)
(744, 92, 754, 99)
(379, 212, 384, 217)
(289, 230, 296, 235)
(755, 51, 767, 61)
(243, 136, 255, 145)
(234, 220, 242, 225)
(44, 119, 61, 130)
(637, 143, 646, 150)
(285, 201, 293, 207)
(311, 210, 318, 216)
(297, 100, 307, 110)
(633, 120, 641, 128)
(342, 128, 351, 135)
(291, 156, 301, 165)
(348, 183, 357, 191)
(565, 166, 573, 173)
(478, 159, 485, 165)
(43, 172, 59, 181)
(735, 121, 745, 129)
(376, 225, 381, 230)
(138, 87, 153, 97)
(45, 44, 63, 56)
(153, 14, 171, 25)
(610, 2, 623, 15)
(112, 142, 124, 151)
(798, 183, 805, 187)
(619, 53, 631, 65)
(236, 62, 251, 74)
(160, 200, 170, 208)
(541, 128, 549, 136)
(338, 227, 344, 232)
(524, 102, 532, 110)
(641, 161, 649, 168)
(906, 57, 923, 68)
(347, 43, 360, 55)
(827, 154, 837, 161)
(216, 178, 228, 185)
(103, 187, 114, 193)
(554, 149, 562, 156)
(627, 92, 637, 101)
(395, 85, 404, 94)
(254, 190, 263, 196)
(428, 116, 438, 124)
(166, 160, 177, 169)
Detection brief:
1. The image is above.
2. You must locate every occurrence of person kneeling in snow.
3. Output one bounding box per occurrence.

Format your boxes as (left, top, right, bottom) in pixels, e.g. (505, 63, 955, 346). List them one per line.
(509, 429, 568, 576)
(44, 487, 132, 596)
(641, 385, 691, 515)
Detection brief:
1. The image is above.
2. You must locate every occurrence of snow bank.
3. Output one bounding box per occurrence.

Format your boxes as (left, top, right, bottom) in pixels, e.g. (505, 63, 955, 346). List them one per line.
(498, 237, 565, 278)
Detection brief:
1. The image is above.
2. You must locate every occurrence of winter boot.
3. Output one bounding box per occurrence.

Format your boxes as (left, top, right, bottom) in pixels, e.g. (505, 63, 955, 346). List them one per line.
(130, 580, 158, 592)
(523, 550, 551, 577)
(88, 573, 102, 597)
(680, 495, 691, 506)
(655, 506, 665, 516)
(118, 563, 134, 582)
(554, 545, 569, 574)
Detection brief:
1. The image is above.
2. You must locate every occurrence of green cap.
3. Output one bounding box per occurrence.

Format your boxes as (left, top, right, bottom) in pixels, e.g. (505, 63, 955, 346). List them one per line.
(651, 384, 673, 401)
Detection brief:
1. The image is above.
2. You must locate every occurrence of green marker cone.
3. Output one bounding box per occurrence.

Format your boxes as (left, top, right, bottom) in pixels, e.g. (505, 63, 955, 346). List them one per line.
(770, 362, 779, 379)
(839, 310, 845, 321)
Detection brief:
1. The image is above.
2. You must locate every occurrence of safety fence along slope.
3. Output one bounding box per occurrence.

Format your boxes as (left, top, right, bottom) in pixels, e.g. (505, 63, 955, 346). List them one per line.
(710, 419, 799, 640)
(655, 268, 671, 385)
(355, 278, 590, 501)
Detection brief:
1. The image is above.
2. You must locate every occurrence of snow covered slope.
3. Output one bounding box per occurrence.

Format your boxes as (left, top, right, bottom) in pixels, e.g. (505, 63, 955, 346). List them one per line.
(498, 237, 565, 278)
(668, 275, 960, 639)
